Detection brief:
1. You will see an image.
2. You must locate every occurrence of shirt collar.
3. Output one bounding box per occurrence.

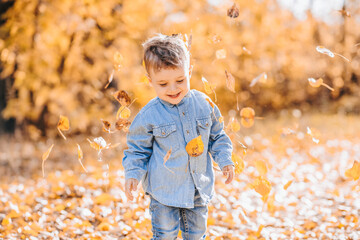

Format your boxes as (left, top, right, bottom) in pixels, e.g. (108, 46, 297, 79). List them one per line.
(158, 90, 191, 108)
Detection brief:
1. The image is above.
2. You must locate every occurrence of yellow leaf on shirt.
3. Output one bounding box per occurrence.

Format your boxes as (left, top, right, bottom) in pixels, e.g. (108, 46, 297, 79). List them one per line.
(186, 135, 204, 157)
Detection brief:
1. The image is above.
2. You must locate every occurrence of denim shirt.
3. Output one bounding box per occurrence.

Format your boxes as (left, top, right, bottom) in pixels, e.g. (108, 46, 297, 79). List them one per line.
(122, 89, 234, 208)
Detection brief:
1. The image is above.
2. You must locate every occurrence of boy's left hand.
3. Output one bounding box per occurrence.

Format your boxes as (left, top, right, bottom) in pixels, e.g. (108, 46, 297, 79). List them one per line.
(222, 165, 235, 184)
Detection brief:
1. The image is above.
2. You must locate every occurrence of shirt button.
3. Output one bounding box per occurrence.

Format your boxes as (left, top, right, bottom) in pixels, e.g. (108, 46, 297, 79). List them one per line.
(182, 112, 185, 116)
(186, 130, 190, 134)
(162, 131, 165, 135)
(193, 170, 195, 173)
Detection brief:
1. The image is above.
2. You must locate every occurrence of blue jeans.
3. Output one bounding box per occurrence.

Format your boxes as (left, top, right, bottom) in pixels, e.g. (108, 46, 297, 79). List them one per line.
(149, 190, 208, 240)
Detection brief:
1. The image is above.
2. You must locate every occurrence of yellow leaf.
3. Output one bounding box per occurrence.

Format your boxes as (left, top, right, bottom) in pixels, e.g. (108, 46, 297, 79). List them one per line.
(345, 161, 360, 181)
(140, 75, 150, 84)
(256, 224, 264, 237)
(232, 153, 244, 174)
(219, 116, 224, 123)
(87, 137, 108, 151)
(251, 177, 271, 201)
(57, 115, 70, 140)
(240, 107, 255, 128)
(116, 106, 131, 119)
(163, 148, 174, 174)
(98, 221, 111, 231)
(186, 135, 204, 157)
(77, 144, 87, 173)
(42, 144, 54, 178)
(94, 193, 115, 205)
(229, 117, 240, 132)
(201, 76, 215, 95)
(255, 160, 267, 176)
(283, 180, 294, 190)
(225, 70, 236, 93)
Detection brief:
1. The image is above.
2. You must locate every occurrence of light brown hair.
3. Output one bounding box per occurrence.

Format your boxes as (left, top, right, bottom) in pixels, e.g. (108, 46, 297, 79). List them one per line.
(142, 34, 190, 74)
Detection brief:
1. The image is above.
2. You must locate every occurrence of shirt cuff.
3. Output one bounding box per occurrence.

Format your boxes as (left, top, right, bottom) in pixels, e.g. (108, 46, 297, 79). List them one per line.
(215, 153, 235, 170)
(125, 170, 144, 182)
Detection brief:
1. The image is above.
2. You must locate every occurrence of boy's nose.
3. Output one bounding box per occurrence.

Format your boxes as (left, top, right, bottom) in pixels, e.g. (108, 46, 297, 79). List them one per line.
(169, 84, 177, 91)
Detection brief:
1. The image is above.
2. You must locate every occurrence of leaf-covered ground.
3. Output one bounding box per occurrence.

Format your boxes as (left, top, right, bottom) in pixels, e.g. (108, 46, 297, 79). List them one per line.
(1, 114, 360, 239)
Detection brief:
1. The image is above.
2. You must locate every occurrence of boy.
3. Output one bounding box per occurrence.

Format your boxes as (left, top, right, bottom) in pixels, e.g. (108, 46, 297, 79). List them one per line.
(122, 34, 234, 239)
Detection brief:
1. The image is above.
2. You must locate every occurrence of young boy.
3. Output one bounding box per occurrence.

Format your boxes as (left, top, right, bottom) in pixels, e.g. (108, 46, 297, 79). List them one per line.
(122, 34, 234, 239)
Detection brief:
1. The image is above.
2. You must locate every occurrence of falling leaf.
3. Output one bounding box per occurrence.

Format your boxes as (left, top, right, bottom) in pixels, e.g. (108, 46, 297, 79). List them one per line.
(240, 107, 255, 128)
(163, 148, 174, 174)
(255, 160, 267, 176)
(87, 137, 109, 151)
(242, 46, 252, 54)
(113, 51, 123, 71)
(201, 76, 215, 95)
(206, 98, 214, 108)
(186, 135, 204, 157)
(308, 77, 334, 91)
(115, 118, 131, 132)
(251, 176, 271, 201)
(219, 116, 224, 123)
(250, 72, 267, 87)
(77, 144, 87, 173)
(229, 117, 240, 132)
(57, 115, 70, 140)
(42, 144, 54, 178)
(216, 49, 226, 59)
(225, 70, 236, 93)
(345, 161, 360, 181)
(101, 119, 112, 133)
(283, 180, 294, 190)
(104, 70, 114, 89)
(337, 10, 351, 17)
(232, 153, 244, 174)
(227, 3, 240, 18)
(113, 90, 131, 106)
(307, 127, 320, 144)
(116, 106, 131, 119)
(316, 46, 335, 57)
(316, 46, 350, 62)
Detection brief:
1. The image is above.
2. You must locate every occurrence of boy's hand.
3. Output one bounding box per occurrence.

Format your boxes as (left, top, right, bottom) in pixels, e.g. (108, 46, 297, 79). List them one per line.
(222, 165, 235, 184)
(125, 178, 139, 201)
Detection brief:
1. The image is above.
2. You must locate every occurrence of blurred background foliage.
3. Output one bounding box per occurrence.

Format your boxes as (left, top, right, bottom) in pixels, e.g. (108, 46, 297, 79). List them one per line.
(0, 0, 359, 138)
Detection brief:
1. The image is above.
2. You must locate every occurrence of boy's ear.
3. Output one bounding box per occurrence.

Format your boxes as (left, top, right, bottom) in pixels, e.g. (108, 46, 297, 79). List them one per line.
(145, 73, 153, 86)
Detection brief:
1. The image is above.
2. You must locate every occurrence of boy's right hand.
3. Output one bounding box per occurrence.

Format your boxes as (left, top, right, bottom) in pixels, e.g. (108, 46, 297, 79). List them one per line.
(125, 178, 139, 201)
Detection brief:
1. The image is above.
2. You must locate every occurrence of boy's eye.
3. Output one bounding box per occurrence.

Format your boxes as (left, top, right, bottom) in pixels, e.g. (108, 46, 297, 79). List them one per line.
(159, 83, 167, 87)
(177, 79, 184, 83)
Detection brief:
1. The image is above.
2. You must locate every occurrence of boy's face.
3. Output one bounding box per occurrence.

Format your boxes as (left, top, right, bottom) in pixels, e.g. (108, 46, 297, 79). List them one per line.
(148, 65, 191, 105)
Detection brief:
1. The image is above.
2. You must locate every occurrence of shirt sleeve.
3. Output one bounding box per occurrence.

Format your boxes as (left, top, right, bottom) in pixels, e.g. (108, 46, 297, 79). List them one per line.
(208, 103, 234, 170)
(122, 112, 153, 181)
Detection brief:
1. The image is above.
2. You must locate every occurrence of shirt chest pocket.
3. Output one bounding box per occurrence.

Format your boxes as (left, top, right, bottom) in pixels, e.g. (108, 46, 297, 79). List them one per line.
(196, 116, 212, 142)
(153, 123, 180, 152)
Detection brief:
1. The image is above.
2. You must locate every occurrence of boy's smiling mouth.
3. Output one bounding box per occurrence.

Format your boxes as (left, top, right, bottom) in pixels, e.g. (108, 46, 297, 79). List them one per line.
(167, 92, 181, 98)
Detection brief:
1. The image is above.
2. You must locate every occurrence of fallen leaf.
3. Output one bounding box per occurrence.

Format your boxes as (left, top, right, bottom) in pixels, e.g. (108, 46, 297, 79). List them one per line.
(225, 70, 236, 93)
(308, 77, 334, 91)
(42, 144, 54, 178)
(345, 160, 360, 181)
(255, 160, 267, 176)
(283, 180, 294, 190)
(101, 119, 112, 133)
(186, 135, 204, 157)
(87, 137, 109, 151)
